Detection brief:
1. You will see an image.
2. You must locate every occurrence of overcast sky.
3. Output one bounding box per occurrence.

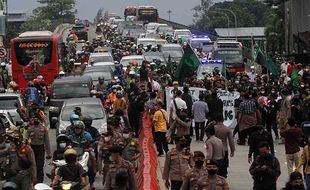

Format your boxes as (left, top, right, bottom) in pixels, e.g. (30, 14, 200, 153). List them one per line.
(8, 0, 226, 25)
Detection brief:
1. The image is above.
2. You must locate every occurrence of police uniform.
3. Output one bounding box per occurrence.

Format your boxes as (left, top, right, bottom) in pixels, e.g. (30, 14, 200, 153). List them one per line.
(181, 166, 208, 190)
(103, 158, 137, 190)
(28, 123, 51, 183)
(162, 147, 191, 189)
(205, 136, 225, 177)
(97, 141, 112, 185)
(121, 138, 141, 167)
(196, 175, 230, 190)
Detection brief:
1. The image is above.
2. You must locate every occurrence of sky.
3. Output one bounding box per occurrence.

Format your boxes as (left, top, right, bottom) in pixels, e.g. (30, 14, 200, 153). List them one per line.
(8, 0, 226, 25)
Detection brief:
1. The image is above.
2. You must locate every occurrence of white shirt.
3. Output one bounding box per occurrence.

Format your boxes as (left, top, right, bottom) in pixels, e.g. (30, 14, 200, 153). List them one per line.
(170, 97, 187, 120)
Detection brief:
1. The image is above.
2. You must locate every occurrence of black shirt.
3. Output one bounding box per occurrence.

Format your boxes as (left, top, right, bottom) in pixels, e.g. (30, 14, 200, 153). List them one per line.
(57, 163, 85, 182)
(267, 101, 279, 123)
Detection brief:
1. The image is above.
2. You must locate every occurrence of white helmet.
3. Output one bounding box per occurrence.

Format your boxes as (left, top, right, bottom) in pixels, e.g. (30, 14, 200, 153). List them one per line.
(59, 71, 65, 75)
(129, 70, 135, 75)
(37, 75, 43, 80)
(70, 58, 75, 62)
(1, 62, 5, 66)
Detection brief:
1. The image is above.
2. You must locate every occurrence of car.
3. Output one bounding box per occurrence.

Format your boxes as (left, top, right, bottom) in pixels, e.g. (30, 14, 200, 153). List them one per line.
(122, 28, 146, 41)
(156, 25, 174, 36)
(83, 66, 114, 85)
(0, 93, 24, 122)
(88, 52, 114, 65)
(48, 76, 93, 128)
(120, 55, 146, 68)
(143, 52, 167, 65)
(146, 22, 158, 34)
(92, 62, 114, 67)
(55, 98, 107, 135)
(71, 25, 88, 41)
(173, 29, 192, 40)
(161, 44, 184, 64)
(190, 35, 213, 53)
(136, 38, 157, 48)
(0, 110, 19, 129)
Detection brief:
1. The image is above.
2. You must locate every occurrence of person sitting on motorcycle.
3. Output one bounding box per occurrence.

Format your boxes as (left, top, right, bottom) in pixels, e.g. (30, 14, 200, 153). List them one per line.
(96, 77, 107, 92)
(68, 121, 93, 148)
(112, 90, 127, 115)
(105, 86, 117, 111)
(83, 116, 100, 141)
(114, 63, 124, 79)
(51, 148, 87, 189)
(65, 114, 80, 136)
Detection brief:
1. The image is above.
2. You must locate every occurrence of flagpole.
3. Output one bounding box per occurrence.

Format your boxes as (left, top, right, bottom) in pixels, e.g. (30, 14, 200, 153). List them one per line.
(264, 40, 269, 81)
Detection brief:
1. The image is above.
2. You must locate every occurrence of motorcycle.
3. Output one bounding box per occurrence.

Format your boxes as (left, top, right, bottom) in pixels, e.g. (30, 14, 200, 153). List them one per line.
(35, 181, 81, 190)
(53, 150, 89, 172)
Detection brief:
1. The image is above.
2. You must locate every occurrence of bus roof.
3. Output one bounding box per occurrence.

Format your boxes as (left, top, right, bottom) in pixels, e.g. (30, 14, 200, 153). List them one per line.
(18, 31, 53, 38)
(126, 6, 137, 9)
(138, 5, 156, 9)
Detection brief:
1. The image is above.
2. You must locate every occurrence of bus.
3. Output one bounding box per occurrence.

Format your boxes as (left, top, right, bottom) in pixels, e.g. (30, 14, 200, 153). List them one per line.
(136, 6, 159, 23)
(124, 6, 137, 20)
(10, 31, 65, 91)
(212, 39, 244, 73)
(190, 35, 213, 54)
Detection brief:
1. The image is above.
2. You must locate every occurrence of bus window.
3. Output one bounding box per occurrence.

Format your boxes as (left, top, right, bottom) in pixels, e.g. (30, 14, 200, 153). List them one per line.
(137, 8, 158, 22)
(14, 41, 52, 66)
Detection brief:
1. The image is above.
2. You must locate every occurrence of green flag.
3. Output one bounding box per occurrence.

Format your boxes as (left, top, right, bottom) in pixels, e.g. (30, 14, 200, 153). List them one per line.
(291, 68, 298, 89)
(267, 56, 279, 79)
(175, 45, 200, 84)
(254, 47, 267, 68)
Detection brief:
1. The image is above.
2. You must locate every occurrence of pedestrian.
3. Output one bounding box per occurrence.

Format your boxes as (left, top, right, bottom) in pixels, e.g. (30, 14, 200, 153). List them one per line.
(238, 92, 260, 145)
(28, 117, 52, 183)
(248, 125, 275, 163)
(266, 93, 280, 139)
(170, 90, 187, 121)
(103, 145, 137, 190)
(153, 100, 169, 156)
(296, 135, 310, 188)
(196, 160, 230, 190)
(181, 151, 208, 190)
(280, 118, 303, 175)
(162, 136, 191, 190)
(206, 90, 223, 122)
(249, 142, 281, 190)
(282, 171, 305, 190)
(192, 93, 209, 141)
(214, 114, 235, 178)
(181, 86, 194, 136)
(114, 171, 129, 190)
(205, 124, 225, 178)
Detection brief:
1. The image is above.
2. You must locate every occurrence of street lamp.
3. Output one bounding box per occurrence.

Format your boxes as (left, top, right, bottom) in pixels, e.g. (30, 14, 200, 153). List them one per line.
(209, 11, 230, 37)
(217, 9, 237, 39)
(167, 10, 172, 22)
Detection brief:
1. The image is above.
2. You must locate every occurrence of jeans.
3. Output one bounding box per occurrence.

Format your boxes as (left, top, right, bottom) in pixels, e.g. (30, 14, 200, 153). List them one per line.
(154, 132, 169, 154)
(171, 180, 183, 190)
(286, 152, 300, 175)
(195, 122, 205, 141)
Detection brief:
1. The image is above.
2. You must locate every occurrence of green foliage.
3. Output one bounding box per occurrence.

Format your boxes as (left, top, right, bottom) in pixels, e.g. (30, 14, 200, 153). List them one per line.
(21, 0, 76, 32)
(193, 0, 271, 32)
(95, 8, 104, 24)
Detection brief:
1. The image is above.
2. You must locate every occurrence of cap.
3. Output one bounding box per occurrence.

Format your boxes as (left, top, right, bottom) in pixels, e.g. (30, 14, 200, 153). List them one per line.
(193, 151, 205, 158)
(206, 159, 219, 166)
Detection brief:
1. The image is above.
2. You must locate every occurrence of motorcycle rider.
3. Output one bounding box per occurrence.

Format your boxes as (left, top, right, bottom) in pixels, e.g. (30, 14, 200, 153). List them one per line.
(0, 129, 37, 190)
(28, 117, 52, 183)
(51, 148, 87, 189)
(96, 77, 107, 92)
(83, 117, 100, 140)
(65, 114, 80, 136)
(68, 121, 93, 148)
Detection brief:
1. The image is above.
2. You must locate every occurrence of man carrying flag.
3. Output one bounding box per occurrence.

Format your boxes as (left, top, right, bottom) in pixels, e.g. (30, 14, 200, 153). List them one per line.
(175, 45, 200, 85)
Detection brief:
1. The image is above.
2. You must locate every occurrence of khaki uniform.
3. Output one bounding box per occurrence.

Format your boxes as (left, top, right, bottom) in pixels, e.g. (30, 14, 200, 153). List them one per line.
(205, 136, 224, 161)
(181, 167, 208, 190)
(162, 148, 191, 182)
(196, 175, 230, 190)
(103, 158, 137, 190)
(97, 141, 112, 185)
(121, 139, 141, 165)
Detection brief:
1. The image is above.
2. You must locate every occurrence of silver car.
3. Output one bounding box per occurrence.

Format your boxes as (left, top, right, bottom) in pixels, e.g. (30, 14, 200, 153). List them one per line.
(0, 93, 24, 122)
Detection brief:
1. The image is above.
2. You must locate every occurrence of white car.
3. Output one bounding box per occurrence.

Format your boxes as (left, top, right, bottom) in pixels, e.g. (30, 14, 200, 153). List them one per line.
(120, 55, 145, 68)
(88, 52, 114, 65)
(146, 22, 158, 34)
(136, 38, 157, 48)
(173, 29, 192, 40)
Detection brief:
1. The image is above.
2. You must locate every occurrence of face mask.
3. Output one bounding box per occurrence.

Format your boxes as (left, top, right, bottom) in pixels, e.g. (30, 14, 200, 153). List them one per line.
(195, 160, 204, 168)
(271, 91, 275, 94)
(59, 143, 66, 149)
(123, 133, 129, 139)
(207, 169, 217, 175)
(104, 137, 111, 142)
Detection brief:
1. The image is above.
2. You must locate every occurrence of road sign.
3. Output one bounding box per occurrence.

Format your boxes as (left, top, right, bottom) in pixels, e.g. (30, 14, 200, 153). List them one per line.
(0, 47, 7, 58)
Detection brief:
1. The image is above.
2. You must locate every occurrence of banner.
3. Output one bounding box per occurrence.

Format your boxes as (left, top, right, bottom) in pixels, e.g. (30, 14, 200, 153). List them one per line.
(217, 90, 240, 128)
(165, 86, 207, 117)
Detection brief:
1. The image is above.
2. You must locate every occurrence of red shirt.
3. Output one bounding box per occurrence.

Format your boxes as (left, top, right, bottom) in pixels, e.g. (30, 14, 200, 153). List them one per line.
(280, 127, 303, 154)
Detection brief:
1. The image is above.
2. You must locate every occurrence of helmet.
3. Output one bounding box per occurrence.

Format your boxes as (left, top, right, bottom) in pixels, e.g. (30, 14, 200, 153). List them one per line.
(33, 78, 40, 84)
(70, 58, 75, 62)
(37, 75, 43, 80)
(59, 71, 65, 75)
(70, 114, 80, 122)
(2, 181, 17, 190)
(83, 116, 93, 126)
(73, 120, 85, 129)
(1, 62, 5, 66)
(64, 148, 77, 156)
(129, 70, 135, 75)
(56, 134, 69, 143)
(116, 90, 123, 98)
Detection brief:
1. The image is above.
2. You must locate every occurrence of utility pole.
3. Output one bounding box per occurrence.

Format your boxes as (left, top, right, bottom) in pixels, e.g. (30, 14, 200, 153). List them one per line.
(167, 10, 172, 22)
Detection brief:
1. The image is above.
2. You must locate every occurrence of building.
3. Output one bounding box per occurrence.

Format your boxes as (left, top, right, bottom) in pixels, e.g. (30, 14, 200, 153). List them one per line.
(285, 0, 310, 62)
(7, 10, 29, 30)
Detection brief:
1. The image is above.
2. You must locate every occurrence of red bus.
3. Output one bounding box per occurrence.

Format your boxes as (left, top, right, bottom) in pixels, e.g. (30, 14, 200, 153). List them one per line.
(10, 31, 65, 91)
(137, 6, 159, 23)
(124, 6, 137, 20)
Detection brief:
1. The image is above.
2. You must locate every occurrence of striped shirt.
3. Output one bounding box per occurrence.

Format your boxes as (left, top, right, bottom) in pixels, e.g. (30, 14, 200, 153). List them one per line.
(239, 100, 257, 114)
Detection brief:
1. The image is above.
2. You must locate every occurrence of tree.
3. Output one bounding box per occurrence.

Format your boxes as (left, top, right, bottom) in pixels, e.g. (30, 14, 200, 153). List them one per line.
(94, 8, 104, 24)
(21, 0, 76, 32)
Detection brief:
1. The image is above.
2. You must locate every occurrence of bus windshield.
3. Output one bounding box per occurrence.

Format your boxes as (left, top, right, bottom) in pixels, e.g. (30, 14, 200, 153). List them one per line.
(14, 40, 53, 66)
(138, 9, 157, 22)
(214, 50, 243, 64)
(125, 8, 137, 17)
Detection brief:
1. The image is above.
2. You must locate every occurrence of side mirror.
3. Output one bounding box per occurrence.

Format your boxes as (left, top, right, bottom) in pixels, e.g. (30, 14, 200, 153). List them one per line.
(15, 121, 24, 126)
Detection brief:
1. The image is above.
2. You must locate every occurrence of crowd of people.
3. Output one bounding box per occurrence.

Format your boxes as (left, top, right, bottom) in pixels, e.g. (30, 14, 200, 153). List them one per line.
(0, 19, 310, 190)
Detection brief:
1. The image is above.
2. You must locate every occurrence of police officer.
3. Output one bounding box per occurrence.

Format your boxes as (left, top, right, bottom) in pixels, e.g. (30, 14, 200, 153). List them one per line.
(98, 131, 114, 185)
(181, 151, 208, 190)
(196, 160, 230, 190)
(28, 117, 51, 183)
(0, 62, 9, 89)
(103, 145, 137, 190)
(205, 124, 225, 178)
(162, 136, 191, 190)
(120, 128, 142, 169)
(1, 129, 37, 190)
